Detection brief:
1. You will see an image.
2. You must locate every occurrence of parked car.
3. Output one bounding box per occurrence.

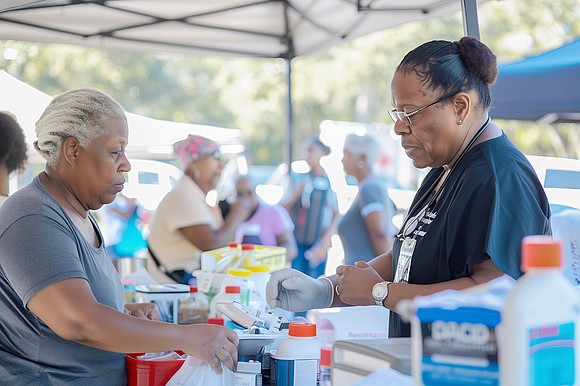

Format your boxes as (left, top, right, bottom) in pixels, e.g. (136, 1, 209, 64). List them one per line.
(526, 155, 580, 213)
(122, 159, 183, 211)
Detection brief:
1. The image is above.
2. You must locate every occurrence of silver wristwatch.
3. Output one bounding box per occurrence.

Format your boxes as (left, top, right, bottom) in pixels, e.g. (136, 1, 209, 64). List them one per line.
(372, 281, 391, 306)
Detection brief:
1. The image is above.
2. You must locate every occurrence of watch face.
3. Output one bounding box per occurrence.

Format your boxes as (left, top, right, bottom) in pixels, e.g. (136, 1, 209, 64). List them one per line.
(373, 282, 387, 300)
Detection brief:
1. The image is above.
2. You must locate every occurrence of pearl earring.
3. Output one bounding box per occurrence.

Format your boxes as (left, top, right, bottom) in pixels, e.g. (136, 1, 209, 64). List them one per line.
(457, 120, 463, 125)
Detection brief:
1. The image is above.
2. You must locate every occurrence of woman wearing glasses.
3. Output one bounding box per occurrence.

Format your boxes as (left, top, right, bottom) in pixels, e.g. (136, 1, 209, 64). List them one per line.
(147, 135, 252, 284)
(232, 174, 298, 261)
(266, 36, 550, 337)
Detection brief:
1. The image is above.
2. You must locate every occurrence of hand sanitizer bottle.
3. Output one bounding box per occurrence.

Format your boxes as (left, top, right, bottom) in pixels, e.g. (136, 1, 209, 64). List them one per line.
(500, 236, 580, 386)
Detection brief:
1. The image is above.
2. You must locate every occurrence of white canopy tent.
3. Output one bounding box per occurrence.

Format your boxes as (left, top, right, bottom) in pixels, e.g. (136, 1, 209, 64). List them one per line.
(0, 70, 243, 161)
(0, 0, 482, 57)
(0, 0, 485, 163)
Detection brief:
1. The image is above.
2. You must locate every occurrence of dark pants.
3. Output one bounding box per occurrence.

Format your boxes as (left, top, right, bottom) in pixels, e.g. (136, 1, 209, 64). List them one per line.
(291, 242, 326, 279)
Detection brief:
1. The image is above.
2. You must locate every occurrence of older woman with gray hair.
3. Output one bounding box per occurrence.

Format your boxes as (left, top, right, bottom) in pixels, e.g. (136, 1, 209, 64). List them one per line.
(337, 132, 396, 265)
(0, 88, 238, 385)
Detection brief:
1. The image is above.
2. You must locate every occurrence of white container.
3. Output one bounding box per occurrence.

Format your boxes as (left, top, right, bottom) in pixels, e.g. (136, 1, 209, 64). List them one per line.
(246, 265, 271, 310)
(134, 283, 190, 323)
(499, 236, 580, 386)
(271, 322, 323, 386)
(209, 285, 242, 319)
(224, 268, 251, 306)
(234, 361, 262, 386)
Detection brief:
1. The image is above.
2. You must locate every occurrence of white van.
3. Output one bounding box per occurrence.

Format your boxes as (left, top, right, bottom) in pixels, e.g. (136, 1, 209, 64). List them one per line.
(526, 155, 580, 212)
(123, 159, 183, 211)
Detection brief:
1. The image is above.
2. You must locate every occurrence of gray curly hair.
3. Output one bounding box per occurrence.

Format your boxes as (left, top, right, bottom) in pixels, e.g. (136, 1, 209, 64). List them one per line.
(34, 88, 126, 168)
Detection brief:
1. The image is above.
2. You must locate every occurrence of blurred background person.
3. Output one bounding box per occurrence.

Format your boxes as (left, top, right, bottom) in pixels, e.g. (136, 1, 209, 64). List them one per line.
(0, 110, 28, 207)
(97, 191, 149, 259)
(147, 135, 252, 284)
(234, 174, 298, 263)
(338, 133, 396, 265)
(282, 137, 339, 278)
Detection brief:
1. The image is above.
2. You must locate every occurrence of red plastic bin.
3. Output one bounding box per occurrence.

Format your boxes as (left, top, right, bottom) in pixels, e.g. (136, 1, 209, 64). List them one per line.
(126, 351, 184, 386)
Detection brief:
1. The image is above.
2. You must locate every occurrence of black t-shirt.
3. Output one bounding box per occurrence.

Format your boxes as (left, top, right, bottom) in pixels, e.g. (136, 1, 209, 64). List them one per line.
(389, 133, 551, 338)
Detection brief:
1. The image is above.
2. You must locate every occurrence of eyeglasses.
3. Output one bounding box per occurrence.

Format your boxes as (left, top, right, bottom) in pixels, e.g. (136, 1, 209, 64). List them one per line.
(388, 96, 448, 127)
(202, 151, 224, 161)
(236, 189, 255, 198)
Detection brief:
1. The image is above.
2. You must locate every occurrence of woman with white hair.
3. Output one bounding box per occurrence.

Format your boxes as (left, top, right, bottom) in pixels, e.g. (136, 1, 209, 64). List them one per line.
(337, 132, 395, 264)
(0, 88, 238, 384)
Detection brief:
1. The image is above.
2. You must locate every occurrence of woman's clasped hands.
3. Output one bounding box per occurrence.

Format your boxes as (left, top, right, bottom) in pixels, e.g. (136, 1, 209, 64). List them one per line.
(335, 261, 384, 306)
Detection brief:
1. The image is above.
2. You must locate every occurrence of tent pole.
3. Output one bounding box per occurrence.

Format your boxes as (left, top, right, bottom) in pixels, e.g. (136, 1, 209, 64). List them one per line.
(461, 0, 480, 39)
(285, 56, 294, 168)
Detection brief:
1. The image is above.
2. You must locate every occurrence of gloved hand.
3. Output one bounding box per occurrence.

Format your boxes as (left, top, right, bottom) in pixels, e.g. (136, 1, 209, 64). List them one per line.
(266, 268, 333, 311)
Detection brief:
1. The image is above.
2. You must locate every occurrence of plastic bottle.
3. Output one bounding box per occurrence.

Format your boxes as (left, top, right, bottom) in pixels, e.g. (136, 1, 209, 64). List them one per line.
(239, 243, 256, 267)
(319, 346, 332, 385)
(499, 236, 580, 386)
(213, 242, 239, 273)
(271, 322, 323, 386)
(177, 286, 209, 324)
(246, 264, 271, 310)
(209, 285, 242, 318)
(225, 268, 252, 306)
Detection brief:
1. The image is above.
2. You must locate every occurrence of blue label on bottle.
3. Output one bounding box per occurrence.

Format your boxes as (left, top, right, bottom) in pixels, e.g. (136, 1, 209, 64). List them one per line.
(271, 358, 318, 386)
(529, 321, 576, 385)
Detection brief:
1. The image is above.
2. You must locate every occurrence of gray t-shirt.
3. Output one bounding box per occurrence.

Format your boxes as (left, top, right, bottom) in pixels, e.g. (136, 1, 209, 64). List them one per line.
(0, 175, 126, 385)
(337, 176, 396, 265)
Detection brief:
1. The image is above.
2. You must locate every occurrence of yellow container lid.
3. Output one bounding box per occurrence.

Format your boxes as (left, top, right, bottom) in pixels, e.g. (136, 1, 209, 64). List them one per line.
(227, 268, 252, 277)
(246, 265, 270, 273)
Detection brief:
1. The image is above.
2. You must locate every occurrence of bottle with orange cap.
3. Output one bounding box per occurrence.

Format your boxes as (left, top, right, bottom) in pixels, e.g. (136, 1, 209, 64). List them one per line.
(499, 235, 580, 386)
(271, 322, 323, 386)
(319, 346, 332, 385)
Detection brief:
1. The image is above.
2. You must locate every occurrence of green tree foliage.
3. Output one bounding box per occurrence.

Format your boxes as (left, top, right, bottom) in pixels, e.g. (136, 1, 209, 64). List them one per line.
(1, 0, 579, 162)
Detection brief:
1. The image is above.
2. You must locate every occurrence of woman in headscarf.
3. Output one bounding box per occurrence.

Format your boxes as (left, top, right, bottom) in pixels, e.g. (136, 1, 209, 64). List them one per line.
(147, 135, 252, 283)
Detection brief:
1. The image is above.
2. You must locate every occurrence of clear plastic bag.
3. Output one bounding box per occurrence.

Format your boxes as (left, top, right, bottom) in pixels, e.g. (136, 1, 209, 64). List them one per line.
(166, 356, 234, 386)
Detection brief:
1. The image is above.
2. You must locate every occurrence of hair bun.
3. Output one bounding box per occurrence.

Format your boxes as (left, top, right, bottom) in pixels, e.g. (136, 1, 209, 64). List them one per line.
(455, 36, 498, 85)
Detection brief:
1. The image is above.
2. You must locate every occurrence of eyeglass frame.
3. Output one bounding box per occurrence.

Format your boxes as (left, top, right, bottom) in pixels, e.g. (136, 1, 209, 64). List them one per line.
(388, 92, 457, 127)
(200, 151, 225, 161)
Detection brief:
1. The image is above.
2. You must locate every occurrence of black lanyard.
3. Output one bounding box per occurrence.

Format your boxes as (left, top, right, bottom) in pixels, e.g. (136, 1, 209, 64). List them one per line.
(396, 116, 491, 241)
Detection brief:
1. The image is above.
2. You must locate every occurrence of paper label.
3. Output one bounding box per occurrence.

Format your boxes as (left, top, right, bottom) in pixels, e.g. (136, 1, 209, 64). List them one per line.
(418, 307, 500, 385)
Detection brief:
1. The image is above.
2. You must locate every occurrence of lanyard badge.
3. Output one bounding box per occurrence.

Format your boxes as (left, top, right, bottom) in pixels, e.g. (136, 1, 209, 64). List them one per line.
(394, 237, 416, 283)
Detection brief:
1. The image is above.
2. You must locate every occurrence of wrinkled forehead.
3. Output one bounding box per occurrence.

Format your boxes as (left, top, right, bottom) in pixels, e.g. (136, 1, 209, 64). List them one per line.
(391, 71, 439, 105)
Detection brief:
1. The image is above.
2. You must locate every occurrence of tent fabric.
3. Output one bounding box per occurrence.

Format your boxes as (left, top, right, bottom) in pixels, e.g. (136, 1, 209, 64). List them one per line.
(0, 0, 482, 58)
(0, 0, 487, 164)
(0, 70, 242, 160)
(491, 38, 580, 122)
